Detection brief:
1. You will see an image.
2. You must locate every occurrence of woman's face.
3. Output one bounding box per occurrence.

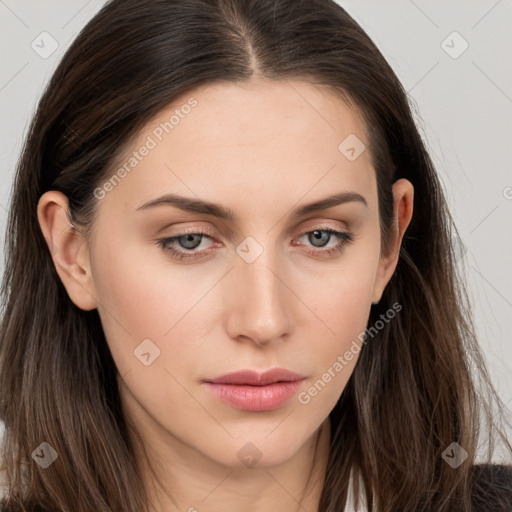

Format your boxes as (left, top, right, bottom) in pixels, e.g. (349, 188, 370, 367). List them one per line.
(40, 78, 412, 469)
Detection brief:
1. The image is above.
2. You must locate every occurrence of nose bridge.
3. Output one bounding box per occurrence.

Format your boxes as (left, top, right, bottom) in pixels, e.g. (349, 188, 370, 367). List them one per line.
(227, 236, 291, 344)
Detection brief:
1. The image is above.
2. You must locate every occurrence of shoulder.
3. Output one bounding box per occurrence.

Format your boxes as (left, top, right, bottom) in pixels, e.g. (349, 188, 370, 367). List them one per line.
(471, 463, 512, 511)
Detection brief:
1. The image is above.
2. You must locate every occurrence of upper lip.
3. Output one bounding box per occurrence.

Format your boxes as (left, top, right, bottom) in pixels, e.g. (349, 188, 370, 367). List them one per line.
(205, 368, 305, 386)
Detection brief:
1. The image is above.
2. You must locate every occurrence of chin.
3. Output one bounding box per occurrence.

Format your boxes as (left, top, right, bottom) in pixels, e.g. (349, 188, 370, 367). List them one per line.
(205, 429, 310, 469)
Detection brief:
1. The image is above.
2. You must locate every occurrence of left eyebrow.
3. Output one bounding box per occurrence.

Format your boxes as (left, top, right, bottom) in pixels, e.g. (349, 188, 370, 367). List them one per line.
(294, 192, 367, 216)
(135, 191, 367, 221)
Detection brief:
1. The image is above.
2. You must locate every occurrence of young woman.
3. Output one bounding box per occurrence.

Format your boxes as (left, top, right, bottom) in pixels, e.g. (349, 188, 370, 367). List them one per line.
(1, 0, 511, 510)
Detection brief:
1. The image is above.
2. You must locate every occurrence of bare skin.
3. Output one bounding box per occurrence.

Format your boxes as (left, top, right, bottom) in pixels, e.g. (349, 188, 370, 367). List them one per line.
(37, 78, 413, 511)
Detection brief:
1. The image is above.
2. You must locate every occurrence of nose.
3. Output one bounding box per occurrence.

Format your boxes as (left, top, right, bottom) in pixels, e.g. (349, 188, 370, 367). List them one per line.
(224, 247, 292, 347)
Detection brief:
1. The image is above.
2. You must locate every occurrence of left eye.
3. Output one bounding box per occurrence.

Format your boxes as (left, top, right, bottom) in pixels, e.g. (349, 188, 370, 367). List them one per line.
(295, 228, 354, 257)
(158, 227, 354, 261)
(299, 228, 348, 248)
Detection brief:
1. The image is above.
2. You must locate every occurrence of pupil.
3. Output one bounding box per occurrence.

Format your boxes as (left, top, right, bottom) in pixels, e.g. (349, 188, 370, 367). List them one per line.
(311, 230, 328, 247)
(181, 234, 201, 249)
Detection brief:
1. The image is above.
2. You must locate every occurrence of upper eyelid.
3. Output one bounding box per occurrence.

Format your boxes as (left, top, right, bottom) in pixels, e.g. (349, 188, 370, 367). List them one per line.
(165, 220, 349, 237)
(163, 225, 349, 246)
(167, 225, 343, 236)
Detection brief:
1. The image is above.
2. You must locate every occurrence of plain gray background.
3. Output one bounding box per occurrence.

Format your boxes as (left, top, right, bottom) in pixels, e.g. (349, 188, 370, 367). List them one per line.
(0, 0, 511, 440)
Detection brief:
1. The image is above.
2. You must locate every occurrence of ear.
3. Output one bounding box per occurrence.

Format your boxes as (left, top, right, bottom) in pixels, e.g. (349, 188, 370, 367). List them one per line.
(37, 191, 98, 311)
(371, 178, 414, 304)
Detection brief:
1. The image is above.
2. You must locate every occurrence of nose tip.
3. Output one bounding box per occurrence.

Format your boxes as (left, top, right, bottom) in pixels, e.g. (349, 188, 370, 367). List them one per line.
(225, 250, 291, 346)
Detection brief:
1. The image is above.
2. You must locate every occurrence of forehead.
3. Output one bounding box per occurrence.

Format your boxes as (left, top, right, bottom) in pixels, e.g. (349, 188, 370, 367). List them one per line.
(98, 78, 376, 216)
(152, 78, 369, 150)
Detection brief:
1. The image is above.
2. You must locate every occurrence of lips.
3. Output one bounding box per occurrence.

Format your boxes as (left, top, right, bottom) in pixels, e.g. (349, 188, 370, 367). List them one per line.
(205, 368, 305, 386)
(202, 368, 306, 412)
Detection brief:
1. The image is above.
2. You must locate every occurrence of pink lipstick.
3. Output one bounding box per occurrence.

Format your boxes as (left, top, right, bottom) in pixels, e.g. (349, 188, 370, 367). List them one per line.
(202, 368, 305, 412)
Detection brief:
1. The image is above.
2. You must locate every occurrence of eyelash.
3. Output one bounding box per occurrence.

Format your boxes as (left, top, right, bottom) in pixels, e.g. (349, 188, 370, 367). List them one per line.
(157, 226, 354, 261)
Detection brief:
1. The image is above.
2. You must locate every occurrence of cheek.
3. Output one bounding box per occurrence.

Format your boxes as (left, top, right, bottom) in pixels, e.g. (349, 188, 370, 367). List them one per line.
(303, 280, 371, 382)
(296, 241, 379, 340)
(89, 239, 172, 369)
(90, 237, 225, 378)
(294, 288, 372, 420)
(293, 242, 379, 399)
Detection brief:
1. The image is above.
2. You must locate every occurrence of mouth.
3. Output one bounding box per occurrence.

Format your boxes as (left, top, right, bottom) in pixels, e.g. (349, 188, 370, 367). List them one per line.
(202, 368, 306, 412)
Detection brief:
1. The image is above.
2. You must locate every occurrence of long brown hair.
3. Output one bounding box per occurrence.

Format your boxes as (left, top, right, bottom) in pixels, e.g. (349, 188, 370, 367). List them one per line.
(1, 0, 511, 510)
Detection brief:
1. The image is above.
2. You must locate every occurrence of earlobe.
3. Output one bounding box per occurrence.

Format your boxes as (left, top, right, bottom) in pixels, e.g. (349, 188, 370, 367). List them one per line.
(37, 191, 98, 311)
(371, 178, 414, 305)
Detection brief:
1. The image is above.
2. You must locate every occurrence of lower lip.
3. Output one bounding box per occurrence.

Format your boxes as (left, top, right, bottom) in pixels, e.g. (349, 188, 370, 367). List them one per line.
(203, 380, 304, 412)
